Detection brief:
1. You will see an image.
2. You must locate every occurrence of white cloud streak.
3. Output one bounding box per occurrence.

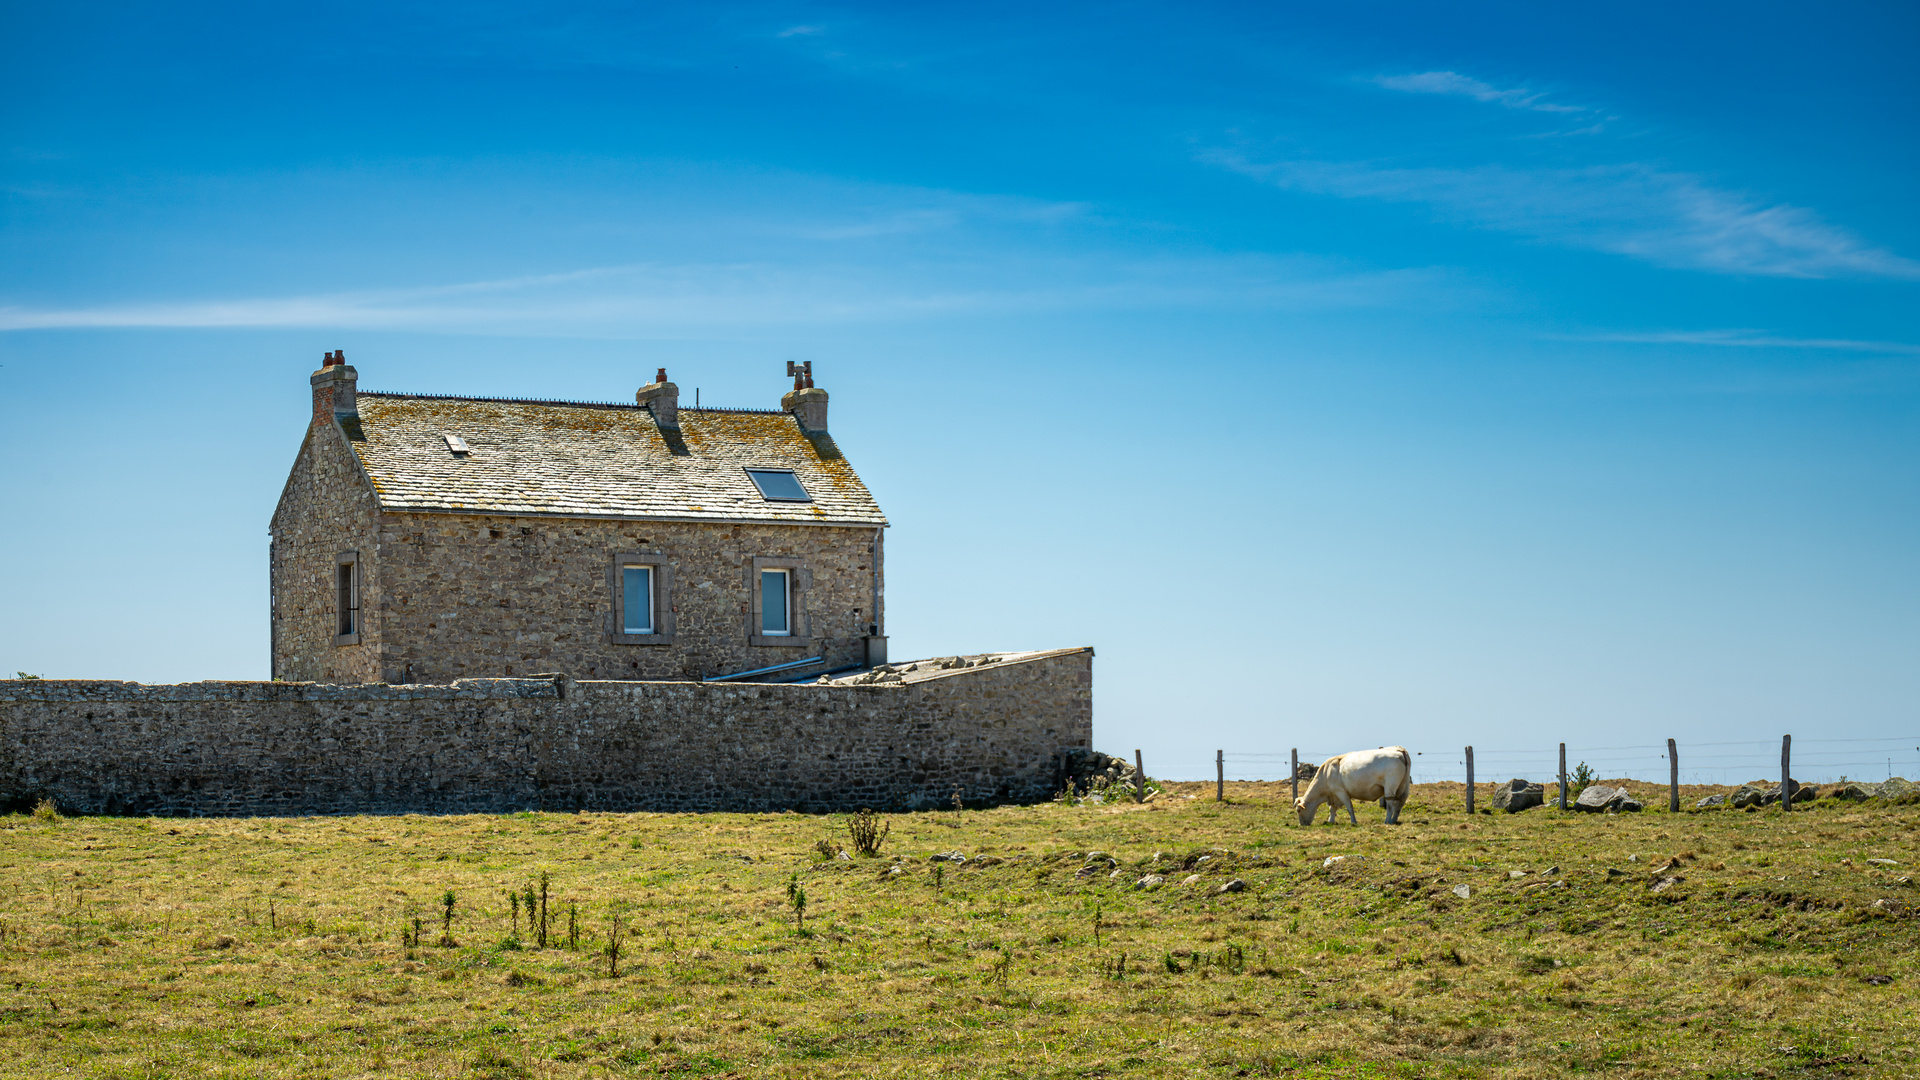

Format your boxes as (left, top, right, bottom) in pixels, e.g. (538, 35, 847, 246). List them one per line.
(1562, 330, 1920, 355)
(0, 259, 1445, 333)
(1375, 71, 1586, 114)
(1207, 153, 1920, 280)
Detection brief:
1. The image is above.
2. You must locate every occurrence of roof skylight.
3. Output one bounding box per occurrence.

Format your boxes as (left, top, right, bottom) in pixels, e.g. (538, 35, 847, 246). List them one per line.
(745, 468, 811, 502)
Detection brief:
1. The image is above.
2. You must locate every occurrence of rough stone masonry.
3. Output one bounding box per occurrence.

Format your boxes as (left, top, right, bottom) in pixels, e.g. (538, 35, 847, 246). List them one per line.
(0, 648, 1092, 816)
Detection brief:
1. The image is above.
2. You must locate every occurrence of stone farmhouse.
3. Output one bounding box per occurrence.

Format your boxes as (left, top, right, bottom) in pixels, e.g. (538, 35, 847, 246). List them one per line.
(0, 352, 1096, 816)
(273, 354, 889, 685)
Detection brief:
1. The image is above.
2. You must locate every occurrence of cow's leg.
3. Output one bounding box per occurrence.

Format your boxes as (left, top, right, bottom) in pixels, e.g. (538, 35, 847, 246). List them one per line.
(1383, 798, 1402, 825)
(1325, 801, 1337, 825)
(1345, 797, 1358, 825)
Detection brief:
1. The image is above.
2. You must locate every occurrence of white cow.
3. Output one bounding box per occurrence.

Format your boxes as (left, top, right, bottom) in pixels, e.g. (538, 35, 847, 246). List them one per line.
(1294, 746, 1412, 825)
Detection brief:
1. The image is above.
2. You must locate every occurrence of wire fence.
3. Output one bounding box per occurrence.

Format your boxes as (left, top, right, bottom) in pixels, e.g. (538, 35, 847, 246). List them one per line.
(1160, 735, 1920, 787)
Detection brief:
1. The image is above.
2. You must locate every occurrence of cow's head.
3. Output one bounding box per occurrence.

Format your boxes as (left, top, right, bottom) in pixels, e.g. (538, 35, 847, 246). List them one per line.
(1293, 795, 1314, 826)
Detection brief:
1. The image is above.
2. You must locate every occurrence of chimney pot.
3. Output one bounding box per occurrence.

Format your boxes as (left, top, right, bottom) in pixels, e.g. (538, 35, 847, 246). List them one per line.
(636, 372, 679, 430)
(310, 352, 359, 426)
(781, 364, 827, 432)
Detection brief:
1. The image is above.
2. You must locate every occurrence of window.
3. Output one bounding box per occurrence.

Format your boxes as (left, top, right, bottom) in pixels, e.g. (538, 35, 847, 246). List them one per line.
(609, 552, 674, 644)
(333, 552, 360, 646)
(622, 565, 654, 634)
(761, 569, 791, 635)
(749, 556, 807, 646)
(745, 468, 811, 502)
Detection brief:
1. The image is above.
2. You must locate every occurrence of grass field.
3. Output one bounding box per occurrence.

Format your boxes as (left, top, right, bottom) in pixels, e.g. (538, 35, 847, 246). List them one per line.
(4, 780, 1915, 1078)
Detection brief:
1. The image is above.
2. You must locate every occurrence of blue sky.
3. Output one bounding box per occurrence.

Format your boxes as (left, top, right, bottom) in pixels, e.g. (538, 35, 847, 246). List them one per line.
(4, 1, 1916, 783)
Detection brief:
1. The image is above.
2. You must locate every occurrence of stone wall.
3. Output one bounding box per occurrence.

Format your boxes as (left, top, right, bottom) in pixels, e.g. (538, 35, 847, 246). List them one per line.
(0, 648, 1092, 816)
(271, 421, 884, 684)
(271, 422, 385, 684)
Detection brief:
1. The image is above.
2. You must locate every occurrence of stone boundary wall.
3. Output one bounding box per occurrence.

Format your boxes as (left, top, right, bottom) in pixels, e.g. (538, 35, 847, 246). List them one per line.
(0, 649, 1092, 816)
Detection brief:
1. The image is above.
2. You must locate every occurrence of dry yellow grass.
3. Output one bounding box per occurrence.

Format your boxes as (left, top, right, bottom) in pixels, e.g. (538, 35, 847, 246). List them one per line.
(2, 781, 1914, 1078)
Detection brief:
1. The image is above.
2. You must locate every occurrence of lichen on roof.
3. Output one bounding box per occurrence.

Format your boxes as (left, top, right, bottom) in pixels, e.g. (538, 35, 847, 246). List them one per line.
(343, 394, 886, 526)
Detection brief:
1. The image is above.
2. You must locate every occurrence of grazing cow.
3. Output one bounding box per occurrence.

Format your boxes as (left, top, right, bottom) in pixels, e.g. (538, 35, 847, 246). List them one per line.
(1294, 746, 1412, 825)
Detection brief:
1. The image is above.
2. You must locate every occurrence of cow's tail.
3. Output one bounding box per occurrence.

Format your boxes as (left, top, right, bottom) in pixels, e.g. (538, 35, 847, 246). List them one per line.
(1394, 746, 1413, 801)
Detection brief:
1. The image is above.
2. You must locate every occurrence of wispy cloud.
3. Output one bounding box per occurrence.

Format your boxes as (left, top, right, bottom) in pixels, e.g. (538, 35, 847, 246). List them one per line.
(1375, 71, 1585, 114)
(1206, 153, 1920, 280)
(1561, 329, 1920, 355)
(776, 25, 824, 38)
(0, 258, 1447, 334)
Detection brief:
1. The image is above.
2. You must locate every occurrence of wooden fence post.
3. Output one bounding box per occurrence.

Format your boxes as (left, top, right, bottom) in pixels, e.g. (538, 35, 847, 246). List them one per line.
(1465, 746, 1475, 815)
(1216, 750, 1224, 803)
(1668, 738, 1679, 813)
(1290, 748, 1299, 810)
(1558, 743, 1568, 811)
(1781, 734, 1792, 813)
(1134, 749, 1146, 804)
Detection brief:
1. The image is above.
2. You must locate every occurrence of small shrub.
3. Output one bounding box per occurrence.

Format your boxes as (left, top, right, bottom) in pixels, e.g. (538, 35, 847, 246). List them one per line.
(786, 875, 808, 931)
(847, 809, 890, 857)
(31, 798, 59, 822)
(1571, 762, 1597, 793)
(605, 911, 624, 978)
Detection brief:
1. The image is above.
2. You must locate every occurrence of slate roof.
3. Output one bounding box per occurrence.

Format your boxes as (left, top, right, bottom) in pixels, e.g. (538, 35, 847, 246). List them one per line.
(340, 393, 887, 526)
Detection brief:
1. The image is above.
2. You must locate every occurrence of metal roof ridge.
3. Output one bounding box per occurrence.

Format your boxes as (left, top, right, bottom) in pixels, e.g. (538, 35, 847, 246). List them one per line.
(359, 391, 787, 415)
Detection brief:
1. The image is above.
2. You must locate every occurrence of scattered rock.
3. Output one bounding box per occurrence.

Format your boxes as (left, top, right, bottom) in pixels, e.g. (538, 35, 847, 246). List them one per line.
(1323, 855, 1356, 869)
(1056, 751, 1145, 797)
(1540, 866, 1559, 876)
(887, 865, 904, 877)
(1451, 884, 1471, 899)
(1758, 780, 1816, 805)
(1135, 875, 1165, 890)
(1880, 777, 1914, 801)
(1492, 779, 1544, 813)
(1575, 785, 1642, 813)
(1868, 858, 1900, 866)
(1295, 762, 1319, 781)
(1696, 793, 1728, 809)
(1650, 875, 1684, 893)
(1628, 854, 1641, 862)
(1830, 782, 1878, 801)
(1181, 874, 1202, 886)
(1606, 868, 1628, 878)
(1862, 974, 1894, 985)
(1508, 871, 1528, 879)
(929, 851, 967, 863)
(1730, 783, 1769, 809)
(1215, 879, 1247, 894)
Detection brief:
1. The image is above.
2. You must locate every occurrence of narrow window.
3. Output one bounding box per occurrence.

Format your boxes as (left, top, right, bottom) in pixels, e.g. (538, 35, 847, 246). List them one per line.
(337, 562, 357, 636)
(761, 569, 791, 636)
(622, 565, 654, 635)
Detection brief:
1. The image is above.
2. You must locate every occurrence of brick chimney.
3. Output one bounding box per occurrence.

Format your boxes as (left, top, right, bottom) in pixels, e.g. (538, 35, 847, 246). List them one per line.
(310, 349, 358, 426)
(635, 367, 679, 429)
(782, 361, 827, 432)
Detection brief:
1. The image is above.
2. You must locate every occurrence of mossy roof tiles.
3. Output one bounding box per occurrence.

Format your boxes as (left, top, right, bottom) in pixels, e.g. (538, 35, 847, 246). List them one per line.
(345, 393, 887, 526)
